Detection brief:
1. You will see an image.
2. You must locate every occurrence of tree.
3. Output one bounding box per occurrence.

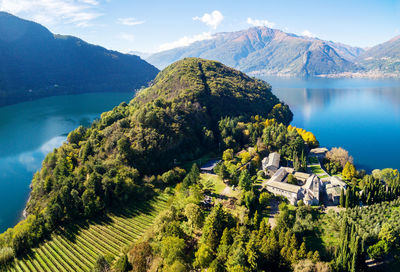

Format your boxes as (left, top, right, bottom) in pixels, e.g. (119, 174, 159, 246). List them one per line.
(367, 240, 388, 260)
(201, 204, 230, 250)
(114, 254, 131, 272)
(92, 255, 110, 272)
(217, 163, 229, 180)
(326, 147, 353, 168)
(183, 164, 200, 188)
(184, 203, 203, 229)
(340, 188, 345, 207)
(345, 188, 351, 209)
(239, 169, 252, 191)
(287, 174, 298, 185)
(223, 149, 234, 161)
(194, 244, 214, 268)
(342, 162, 356, 180)
(259, 192, 271, 206)
(160, 236, 185, 266)
(128, 242, 152, 272)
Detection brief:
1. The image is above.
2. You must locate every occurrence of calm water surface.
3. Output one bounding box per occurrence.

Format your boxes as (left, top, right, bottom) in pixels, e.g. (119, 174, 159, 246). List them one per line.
(262, 77, 400, 172)
(1, 78, 400, 232)
(0, 92, 134, 232)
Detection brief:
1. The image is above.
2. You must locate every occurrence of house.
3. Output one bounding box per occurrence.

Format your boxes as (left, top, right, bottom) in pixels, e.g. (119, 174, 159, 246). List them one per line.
(301, 175, 320, 205)
(326, 184, 342, 205)
(265, 180, 300, 205)
(329, 176, 347, 188)
(200, 160, 221, 174)
(324, 176, 347, 205)
(262, 152, 280, 175)
(310, 147, 328, 159)
(294, 172, 311, 184)
(263, 167, 321, 206)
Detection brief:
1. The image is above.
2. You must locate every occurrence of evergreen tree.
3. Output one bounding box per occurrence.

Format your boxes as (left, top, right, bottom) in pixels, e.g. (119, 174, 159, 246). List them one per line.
(340, 188, 345, 207)
(345, 188, 351, 209)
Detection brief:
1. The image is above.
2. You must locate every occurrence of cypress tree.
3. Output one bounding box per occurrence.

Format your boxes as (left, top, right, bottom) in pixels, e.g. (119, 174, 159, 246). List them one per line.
(340, 188, 345, 207)
(345, 188, 351, 209)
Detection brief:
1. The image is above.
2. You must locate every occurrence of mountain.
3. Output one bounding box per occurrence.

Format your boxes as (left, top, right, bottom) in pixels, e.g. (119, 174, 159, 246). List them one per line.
(356, 35, 400, 75)
(147, 27, 364, 77)
(128, 50, 152, 59)
(0, 58, 292, 256)
(0, 12, 159, 106)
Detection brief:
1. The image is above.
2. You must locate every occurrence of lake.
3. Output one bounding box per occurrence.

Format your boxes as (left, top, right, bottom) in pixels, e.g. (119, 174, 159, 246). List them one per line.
(0, 92, 134, 233)
(262, 76, 400, 172)
(1, 78, 400, 233)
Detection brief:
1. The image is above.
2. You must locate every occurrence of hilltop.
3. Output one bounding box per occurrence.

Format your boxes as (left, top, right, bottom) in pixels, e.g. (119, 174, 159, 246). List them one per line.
(0, 12, 159, 106)
(0, 58, 291, 257)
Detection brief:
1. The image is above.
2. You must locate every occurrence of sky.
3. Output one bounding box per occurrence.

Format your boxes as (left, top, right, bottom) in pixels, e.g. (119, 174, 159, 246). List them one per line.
(0, 0, 399, 53)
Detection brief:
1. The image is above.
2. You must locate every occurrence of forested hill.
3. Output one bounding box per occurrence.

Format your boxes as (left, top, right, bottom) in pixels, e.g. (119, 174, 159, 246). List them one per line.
(0, 58, 292, 256)
(0, 12, 159, 106)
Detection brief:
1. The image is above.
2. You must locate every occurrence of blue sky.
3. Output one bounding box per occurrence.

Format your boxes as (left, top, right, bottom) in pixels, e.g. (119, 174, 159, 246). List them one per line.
(0, 0, 399, 53)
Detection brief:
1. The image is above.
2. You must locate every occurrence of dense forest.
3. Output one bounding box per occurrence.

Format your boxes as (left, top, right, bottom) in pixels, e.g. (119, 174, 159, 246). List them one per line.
(0, 58, 291, 259)
(1, 58, 399, 272)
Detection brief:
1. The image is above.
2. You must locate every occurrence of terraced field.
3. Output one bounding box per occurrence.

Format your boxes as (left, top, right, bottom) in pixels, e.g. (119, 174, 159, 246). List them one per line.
(6, 194, 169, 272)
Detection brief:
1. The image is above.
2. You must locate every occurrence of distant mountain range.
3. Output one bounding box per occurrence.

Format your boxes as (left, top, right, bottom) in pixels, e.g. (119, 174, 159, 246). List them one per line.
(146, 27, 400, 78)
(0, 12, 159, 106)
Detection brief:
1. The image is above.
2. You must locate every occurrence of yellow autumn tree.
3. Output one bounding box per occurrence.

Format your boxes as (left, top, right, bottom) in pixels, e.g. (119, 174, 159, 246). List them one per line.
(342, 161, 356, 180)
(288, 125, 318, 146)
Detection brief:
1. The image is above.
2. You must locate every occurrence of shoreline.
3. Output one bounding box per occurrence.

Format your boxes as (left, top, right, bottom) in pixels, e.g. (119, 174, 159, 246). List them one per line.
(248, 70, 400, 79)
(22, 185, 32, 220)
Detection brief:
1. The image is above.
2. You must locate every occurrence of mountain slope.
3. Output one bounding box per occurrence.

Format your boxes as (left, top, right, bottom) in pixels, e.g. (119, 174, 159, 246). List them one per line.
(0, 58, 292, 256)
(356, 35, 400, 75)
(147, 27, 363, 77)
(0, 12, 159, 106)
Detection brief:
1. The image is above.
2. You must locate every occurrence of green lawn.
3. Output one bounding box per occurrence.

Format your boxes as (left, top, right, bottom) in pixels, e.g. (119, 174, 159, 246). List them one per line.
(309, 165, 325, 175)
(200, 173, 226, 194)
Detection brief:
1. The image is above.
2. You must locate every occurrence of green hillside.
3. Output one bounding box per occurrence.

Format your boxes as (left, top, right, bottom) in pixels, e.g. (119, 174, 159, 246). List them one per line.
(0, 58, 291, 262)
(4, 195, 169, 272)
(0, 12, 159, 106)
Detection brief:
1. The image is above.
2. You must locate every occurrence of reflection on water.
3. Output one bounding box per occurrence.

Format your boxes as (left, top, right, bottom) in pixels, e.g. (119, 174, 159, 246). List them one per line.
(259, 76, 400, 172)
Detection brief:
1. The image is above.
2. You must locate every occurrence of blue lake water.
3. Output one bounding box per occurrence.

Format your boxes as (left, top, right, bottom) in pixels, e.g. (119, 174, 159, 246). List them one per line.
(0, 92, 134, 233)
(262, 76, 400, 172)
(1, 78, 400, 233)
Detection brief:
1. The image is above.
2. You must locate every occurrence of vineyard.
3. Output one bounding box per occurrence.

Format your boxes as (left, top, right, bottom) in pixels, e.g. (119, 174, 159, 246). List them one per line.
(6, 194, 169, 272)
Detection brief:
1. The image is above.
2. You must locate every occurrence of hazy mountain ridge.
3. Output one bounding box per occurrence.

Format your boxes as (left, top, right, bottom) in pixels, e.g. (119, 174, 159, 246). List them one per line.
(147, 27, 364, 77)
(0, 12, 159, 106)
(147, 27, 400, 78)
(354, 35, 400, 75)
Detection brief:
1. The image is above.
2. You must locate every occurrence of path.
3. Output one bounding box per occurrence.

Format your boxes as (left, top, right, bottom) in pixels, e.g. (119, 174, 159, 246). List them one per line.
(307, 155, 331, 181)
(267, 199, 280, 228)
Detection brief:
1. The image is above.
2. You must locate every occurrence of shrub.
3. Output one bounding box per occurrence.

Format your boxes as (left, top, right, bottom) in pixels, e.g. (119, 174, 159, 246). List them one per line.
(0, 247, 15, 265)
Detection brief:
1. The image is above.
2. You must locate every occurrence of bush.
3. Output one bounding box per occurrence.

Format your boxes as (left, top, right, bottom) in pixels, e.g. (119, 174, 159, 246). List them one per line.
(0, 247, 15, 265)
(114, 254, 131, 272)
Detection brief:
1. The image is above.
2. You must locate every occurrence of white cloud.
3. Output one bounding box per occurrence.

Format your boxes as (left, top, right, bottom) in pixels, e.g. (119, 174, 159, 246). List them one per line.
(158, 32, 214, 52)
(247, 17, 275, 28)
(120, 32, 135, 42)
(117, 17, 144, 26)
(0, 0, 102, 27)
(301, 30, 316, 38)
(193, 10, 223, 29)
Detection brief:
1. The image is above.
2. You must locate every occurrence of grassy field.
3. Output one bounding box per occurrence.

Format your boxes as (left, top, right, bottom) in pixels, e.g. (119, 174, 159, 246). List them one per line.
(200, 173, 226, 194)
(5, 195, 169, 272)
